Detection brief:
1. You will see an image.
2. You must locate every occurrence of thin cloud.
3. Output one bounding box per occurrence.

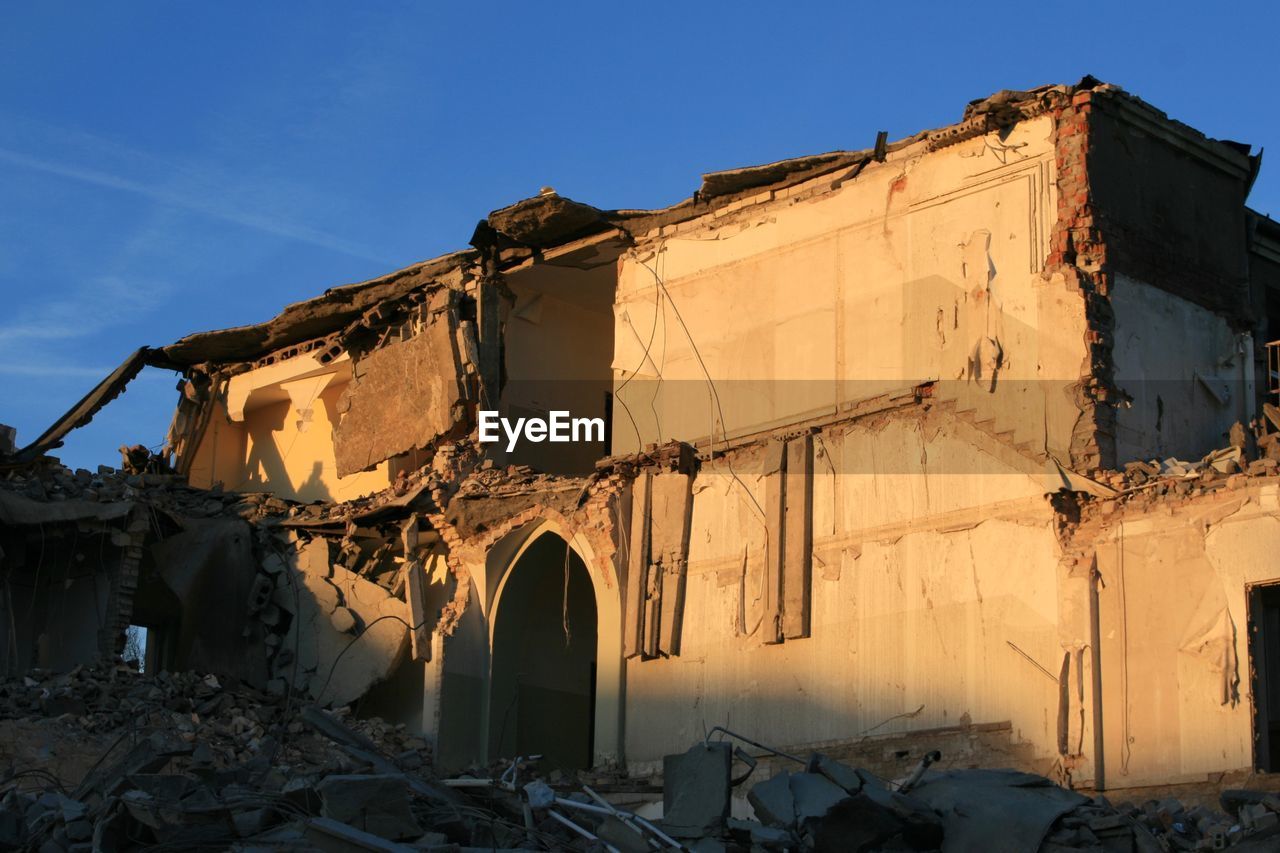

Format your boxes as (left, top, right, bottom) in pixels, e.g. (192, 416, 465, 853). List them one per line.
(0, 275, 168, 346)
(0, 144, 390, 264)
(0, 362, 118, 378)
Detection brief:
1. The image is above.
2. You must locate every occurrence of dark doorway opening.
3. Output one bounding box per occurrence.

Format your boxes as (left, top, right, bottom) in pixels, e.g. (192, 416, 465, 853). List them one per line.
(490, 533, 597, 770)
(1249, 583, 1280, 771)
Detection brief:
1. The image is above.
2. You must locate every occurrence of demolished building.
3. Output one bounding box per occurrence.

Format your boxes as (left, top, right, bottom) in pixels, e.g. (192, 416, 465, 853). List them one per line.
(5, 75, 1280, 805)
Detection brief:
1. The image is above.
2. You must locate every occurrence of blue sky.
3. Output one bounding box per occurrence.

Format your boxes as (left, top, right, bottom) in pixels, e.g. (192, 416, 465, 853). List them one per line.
(2, 2, 1278, 471)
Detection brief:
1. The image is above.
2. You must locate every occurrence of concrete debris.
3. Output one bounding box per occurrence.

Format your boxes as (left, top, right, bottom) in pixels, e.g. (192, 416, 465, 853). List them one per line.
(0, 663, 658, 852)
(1096, 423, 1280, 505)
(646, 740, 1280, 851)
(662, 742, 731, 838)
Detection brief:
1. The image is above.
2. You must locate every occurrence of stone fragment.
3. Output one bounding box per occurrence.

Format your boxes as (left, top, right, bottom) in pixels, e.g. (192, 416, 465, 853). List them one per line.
(330, 606, 356, 634)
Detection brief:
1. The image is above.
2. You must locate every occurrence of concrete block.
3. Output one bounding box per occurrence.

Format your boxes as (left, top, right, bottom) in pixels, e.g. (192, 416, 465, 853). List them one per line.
(748, 771, 796, 828)
(662, 742, 731, 838)
(813, 755, 863, 795)
(316, 774, 423, 840)
(789, 772, 850, 823)
(727, 817, 792, 846)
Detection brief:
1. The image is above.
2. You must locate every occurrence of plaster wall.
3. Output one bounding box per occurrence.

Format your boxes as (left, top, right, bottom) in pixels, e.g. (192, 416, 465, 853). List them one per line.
(622, 417, 1067, 773)
(188, 360, 393, 502)
(1110, 273, 1251, 465)
(612, 116, 1086, 464)
(1093, 484, 1280, 788)
(502, 283, 614, 474)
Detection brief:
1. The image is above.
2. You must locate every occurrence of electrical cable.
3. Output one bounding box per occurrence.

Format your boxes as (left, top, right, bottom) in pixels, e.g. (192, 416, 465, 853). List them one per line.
(613, 241, 666, 450)
(633, 252, 774, 636)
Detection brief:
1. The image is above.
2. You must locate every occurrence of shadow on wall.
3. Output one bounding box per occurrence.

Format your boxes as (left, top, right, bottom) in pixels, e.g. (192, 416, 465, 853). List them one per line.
(242, 400, 334, 503)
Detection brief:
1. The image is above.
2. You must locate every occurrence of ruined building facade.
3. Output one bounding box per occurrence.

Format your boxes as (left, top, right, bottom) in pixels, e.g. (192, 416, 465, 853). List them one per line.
(5, 78, 1280, 795)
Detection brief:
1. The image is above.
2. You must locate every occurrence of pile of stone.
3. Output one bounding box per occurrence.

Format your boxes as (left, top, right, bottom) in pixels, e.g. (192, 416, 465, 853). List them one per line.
(6, 673, 1280, 852)
(0, 664, 425, 775)
(1043, 790, 1280, 851)
(1099, 416, 1280, 500)
(0, 457, 252, 518)
(0, 664, 614, 852)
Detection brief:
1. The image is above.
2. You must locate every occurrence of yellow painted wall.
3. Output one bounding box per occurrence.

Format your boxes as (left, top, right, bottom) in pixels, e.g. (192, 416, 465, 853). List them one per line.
(187, 367, 393, 502)
(238, 380, 391, 502)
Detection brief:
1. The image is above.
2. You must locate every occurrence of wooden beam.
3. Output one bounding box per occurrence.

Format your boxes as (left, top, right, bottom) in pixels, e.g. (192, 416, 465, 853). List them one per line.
(783, 434, 813, 640)
(763, 439, 787, 645)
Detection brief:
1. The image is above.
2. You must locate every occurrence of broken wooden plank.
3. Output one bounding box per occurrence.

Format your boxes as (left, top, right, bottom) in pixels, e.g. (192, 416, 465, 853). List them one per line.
(405, 556, 431, 662)
(623, 473, 651, 659)
(651, 472, 694, 656)
(782, 434, 813, 640)
(763, 440, 787, 645)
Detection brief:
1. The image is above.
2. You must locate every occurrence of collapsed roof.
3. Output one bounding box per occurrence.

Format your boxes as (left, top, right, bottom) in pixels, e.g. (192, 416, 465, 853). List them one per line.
(6, 76, 1261, 464)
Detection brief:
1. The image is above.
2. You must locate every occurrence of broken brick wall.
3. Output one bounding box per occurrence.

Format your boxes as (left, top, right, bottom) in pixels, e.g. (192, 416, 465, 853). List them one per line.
(1051, 89, 1257, 472)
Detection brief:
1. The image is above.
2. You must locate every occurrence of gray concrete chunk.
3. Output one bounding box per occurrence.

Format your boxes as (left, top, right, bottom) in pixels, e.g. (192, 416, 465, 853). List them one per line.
(789, 772, 851, 823)
(813, 755, 863, 795)
(748, 771, 797, 828)
(662, 742, 732, 838)
(316, 774, 422, 840)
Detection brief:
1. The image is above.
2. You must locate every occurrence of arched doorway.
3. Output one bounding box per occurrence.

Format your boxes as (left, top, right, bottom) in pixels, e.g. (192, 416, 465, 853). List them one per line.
(488, 532, 599, 770)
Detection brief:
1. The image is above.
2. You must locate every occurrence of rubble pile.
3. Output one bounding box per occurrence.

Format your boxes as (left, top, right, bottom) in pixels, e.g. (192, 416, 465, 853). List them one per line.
(0, 664, 420, 763)
(0, 458, 254, 520)
(1042, 790, 1280, 851)
(0, 665, 618, 852)
(0, 453, 449, 525)
(635, 741, 1280, 852)
(3, 667, 1280, 851)
(1102, 416, 1280, 501)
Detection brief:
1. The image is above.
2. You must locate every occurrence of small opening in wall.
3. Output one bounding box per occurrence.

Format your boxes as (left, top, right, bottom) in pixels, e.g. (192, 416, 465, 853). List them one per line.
(124, 625, 149, 673)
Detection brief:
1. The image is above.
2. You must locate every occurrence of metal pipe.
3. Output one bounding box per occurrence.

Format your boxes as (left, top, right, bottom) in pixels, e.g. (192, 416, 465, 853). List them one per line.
(897, 750, 941, 793)
(1089, 553, 1106, 792)
(556, 799, 661, 850)
(583, 786, 684, 850)
(547, 810, 621, 853)
(703, 725, 806, 765)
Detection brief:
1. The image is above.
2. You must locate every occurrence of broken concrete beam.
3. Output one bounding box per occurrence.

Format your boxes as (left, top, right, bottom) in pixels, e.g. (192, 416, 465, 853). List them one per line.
(333, 316, 469, 478)
(782, 434, 813, 640)
(812, 755, 863, 795)
(662, 742, 732, 838)
(404, 555, 432, 661)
